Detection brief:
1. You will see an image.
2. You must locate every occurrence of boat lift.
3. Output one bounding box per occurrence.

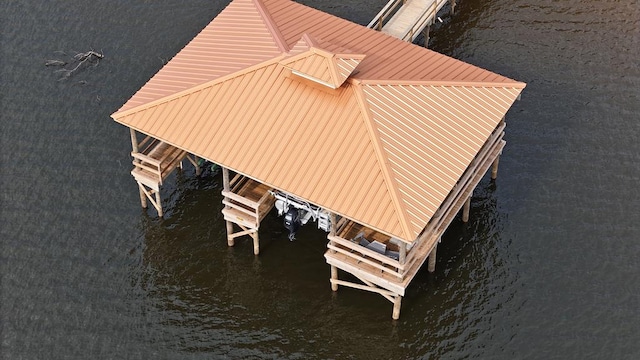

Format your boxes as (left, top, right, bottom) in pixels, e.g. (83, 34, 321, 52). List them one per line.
(270, 190, 332, 240)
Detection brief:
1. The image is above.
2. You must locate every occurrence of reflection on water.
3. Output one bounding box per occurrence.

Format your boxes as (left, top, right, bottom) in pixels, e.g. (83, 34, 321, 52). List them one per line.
(2, 0, 640, 358)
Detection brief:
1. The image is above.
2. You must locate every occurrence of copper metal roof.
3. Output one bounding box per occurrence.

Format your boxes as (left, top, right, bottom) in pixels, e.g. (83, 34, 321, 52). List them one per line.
(113, 0, 525, 242)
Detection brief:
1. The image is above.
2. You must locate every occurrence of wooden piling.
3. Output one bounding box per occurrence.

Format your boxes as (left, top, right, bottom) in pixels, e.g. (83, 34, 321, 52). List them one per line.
(252, 234, 260, 255)
(428, 244, 437, 272)
(330, 265, 339, 291)
(392, 295, 402, 320)
(491, 156, 500, 180)
(155, 191, 163, 217)
(422, 24, 431, 47)
(222, 167, 235, 246)
(462, 196, 471, 222)
(226, 221, 235, 247)
(129, 128, 139, 153)
(451, 0, 456, 14)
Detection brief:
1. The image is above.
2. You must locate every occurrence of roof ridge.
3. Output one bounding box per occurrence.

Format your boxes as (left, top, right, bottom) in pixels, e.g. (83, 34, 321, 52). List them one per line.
(358, 79, 527, 88)
(326, 53, 343, 88)
(352, 82, 415, 241)
(113, 55, 287, 119)
(253, 0, 289, 53)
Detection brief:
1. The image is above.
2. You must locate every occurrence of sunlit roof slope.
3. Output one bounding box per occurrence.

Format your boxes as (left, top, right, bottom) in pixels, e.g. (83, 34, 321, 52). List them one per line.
(112, 0, 525, 242)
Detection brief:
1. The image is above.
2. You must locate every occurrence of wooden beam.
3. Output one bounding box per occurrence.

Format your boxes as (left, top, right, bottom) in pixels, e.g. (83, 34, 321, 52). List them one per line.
(330, 279, 396, 299)
(228, 227, 257, 239)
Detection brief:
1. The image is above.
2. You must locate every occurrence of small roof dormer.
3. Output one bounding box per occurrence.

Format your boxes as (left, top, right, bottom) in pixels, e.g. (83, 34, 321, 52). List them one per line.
(280, 34, 366, 89)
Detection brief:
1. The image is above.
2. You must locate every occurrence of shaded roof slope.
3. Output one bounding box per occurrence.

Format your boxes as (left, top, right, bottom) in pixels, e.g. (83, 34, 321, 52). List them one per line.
(113, 0, 525, 242)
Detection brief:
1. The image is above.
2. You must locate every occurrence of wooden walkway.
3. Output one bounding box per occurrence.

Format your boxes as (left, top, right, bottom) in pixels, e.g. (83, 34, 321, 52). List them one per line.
(368, 0, 454, 43)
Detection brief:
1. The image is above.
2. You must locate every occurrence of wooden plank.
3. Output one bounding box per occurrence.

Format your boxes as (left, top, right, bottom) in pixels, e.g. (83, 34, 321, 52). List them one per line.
(330, 279, 397, 299)
(379, 0, 449, 42)
(222, 199, 258, 219)
(325, 252, 406, 295)
(222, 207, 258, 229)
(221, 190, 260, 209)
(131, 169, 160, 192)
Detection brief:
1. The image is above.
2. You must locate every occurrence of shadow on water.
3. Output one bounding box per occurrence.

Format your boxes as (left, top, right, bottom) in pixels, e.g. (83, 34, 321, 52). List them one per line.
(127, 160, 516, 358)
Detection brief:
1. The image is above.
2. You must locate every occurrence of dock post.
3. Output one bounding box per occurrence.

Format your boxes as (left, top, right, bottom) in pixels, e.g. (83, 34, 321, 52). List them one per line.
(129, 128, 139, 153)
(392, 295, 402, 320)
(252, 233, 260, 255)
(491, 156, 500, 180)
(330, 265, 339, 291)
(462, 196, 471, 222)
(428, 244, 437, 272)
(155, 191, 163, 217)
(226, 222, 235, 247)
(422, 24, 431, 47)
(130, 129, 147, 209)
(222, 166, 235, 247)
(451, 0, 456, 15)
(194, 156, 201, 176)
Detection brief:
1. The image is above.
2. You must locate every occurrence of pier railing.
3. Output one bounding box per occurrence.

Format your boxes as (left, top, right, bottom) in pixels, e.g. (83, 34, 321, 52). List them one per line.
(326, 220, 438, 285)
(368, 0, 450, 42)
(400, 0, 448, 42)
(367, 0, 404, 31)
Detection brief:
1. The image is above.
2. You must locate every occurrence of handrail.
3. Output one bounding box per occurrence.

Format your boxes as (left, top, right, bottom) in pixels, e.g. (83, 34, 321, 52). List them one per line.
(329, 235, 404, 271)
(400, 0, 445, 41)
(221, 190, 260, 209)
(367, 0, 403, 30)
(327, 244, 403, 279)
(222, 199, 258, 219)
(131, 152, 161, 167)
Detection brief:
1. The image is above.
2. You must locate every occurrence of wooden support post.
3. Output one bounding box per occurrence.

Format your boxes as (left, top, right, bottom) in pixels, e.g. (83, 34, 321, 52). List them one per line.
(399, 242, 407, 264)
(131, 129, 147, 209)
(462, 196, 471, 223)
(155, 190, 163, 217)
(491, 156, 500, 180)
(329, 212, 337, 236)
(138, 185, 147, 208)
(222, 167, 235, 246)
(428, 244, 437, 273)
(130, 128, 139, 153)
(392, 295, 402, 320)
(422, 24, 431, 47)
(226, 221, 235, 247)
(194, 157, 201, 176)
(252, 233, 260, 255)
(451, 0, 456, 15)
(330, 265, 339, 291)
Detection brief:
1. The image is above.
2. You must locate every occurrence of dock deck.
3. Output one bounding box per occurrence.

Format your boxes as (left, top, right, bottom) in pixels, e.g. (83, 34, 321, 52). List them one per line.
(369, 0, 451, 42)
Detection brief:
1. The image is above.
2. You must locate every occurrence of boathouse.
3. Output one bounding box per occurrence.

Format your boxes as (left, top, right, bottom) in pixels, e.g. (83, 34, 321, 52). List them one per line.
(111, 0, 525, 319)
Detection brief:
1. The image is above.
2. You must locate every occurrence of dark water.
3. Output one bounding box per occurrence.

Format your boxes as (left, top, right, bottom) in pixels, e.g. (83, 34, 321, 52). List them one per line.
(2, 0, 639, 358)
